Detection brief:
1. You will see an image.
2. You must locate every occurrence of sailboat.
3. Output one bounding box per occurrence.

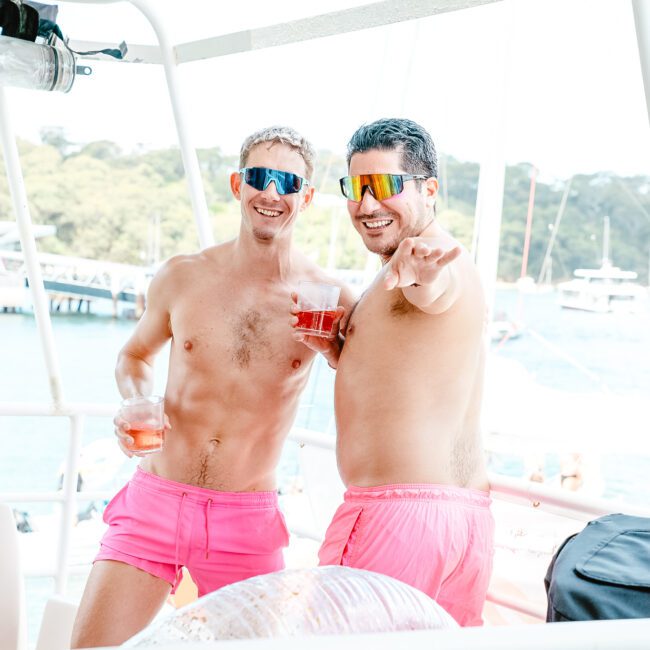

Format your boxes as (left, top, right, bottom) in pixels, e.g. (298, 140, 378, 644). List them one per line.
(558, 217, 647, 313)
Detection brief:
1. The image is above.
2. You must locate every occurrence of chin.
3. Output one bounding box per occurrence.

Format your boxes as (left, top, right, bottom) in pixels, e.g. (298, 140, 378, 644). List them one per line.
(363, 235, 398, 257)
(252, 228, 276, 241)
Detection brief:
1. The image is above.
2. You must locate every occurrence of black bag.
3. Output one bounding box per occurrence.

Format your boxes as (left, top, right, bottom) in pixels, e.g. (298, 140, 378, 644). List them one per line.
(545, 513, 650, 621)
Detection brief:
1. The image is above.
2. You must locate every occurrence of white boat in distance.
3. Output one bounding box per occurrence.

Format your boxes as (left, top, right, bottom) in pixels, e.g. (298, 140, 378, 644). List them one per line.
(558, 217, 647, 313)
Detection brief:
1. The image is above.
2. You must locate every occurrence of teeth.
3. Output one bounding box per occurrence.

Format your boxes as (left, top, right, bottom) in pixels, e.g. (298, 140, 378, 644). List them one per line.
(257, 208, 282, 217)
(364, 219, 392, 229)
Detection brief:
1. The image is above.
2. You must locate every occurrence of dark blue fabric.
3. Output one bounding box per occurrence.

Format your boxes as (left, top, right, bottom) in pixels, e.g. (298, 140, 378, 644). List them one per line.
(545, 513, 650, 622)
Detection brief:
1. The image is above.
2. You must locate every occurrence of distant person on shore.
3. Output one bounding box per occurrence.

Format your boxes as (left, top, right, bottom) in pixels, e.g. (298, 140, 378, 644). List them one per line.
(560, 452, 584, 491)
(72, 126, 354, 648)
(294, 118, 494, 626)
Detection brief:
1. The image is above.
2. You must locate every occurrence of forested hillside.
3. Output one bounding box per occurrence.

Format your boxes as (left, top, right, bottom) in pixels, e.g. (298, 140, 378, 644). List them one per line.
(1, 132, 648, 283)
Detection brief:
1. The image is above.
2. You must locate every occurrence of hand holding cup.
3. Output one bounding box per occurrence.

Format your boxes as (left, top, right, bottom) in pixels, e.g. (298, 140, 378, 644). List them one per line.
(114, 395, 168, 458)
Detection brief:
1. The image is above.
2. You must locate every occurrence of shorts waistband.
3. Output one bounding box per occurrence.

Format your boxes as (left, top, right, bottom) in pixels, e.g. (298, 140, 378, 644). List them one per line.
(344, 483, 491, 507)
(133, 466, 279, 507)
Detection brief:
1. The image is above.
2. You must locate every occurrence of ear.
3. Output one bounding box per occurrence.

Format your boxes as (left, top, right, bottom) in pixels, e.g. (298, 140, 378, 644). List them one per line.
(424, 177, 439, 211)
(299, 185, 315, 212)
(230, 171, 242, 200)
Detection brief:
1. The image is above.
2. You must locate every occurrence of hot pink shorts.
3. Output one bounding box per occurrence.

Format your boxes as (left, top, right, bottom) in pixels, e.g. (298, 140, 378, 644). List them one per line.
(96, 467, 289, 596)
(318, 483, 494, 626)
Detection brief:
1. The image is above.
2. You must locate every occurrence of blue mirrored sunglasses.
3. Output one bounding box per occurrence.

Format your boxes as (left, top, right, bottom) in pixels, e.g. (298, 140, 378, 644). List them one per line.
(240, 167, 308, 195)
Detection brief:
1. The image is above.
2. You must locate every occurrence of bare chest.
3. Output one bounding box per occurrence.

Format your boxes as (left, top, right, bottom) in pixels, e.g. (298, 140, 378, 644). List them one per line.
(170, 284, 311, 374)
(345, 285, 427, 342)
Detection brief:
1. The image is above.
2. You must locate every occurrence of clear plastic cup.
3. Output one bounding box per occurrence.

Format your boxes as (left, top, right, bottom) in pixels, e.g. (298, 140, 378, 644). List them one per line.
(295, 281, 341, 338)
(120, 395, 165, 454)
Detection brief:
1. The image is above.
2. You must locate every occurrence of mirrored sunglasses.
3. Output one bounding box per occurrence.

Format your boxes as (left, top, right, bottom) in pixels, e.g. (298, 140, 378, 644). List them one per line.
(240, 167, 308, 195)
(339, 173, 428, 202)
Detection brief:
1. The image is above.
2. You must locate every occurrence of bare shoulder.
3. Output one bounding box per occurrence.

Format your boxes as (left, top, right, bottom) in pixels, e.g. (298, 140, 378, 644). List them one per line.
(151, 242, 232, 287)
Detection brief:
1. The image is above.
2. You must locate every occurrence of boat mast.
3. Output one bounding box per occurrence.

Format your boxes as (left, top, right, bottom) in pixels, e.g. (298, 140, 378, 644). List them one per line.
(519, 165, 537, 280)
(602, 215, 611, 266)
(537, 176, 573, 285)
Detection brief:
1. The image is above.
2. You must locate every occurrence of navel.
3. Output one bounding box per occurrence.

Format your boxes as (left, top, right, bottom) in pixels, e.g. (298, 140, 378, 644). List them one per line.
(184, 340, 193, 351)
(292, 359, 301, 369)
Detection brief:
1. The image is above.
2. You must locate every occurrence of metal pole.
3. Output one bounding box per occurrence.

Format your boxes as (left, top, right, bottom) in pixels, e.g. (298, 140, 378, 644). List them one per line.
(519, 166, 537, 280)
(632, 0, 650, 125)
(473, 2, 511, 320)
(129, 0, 215, 249)
(602, 215, 611, 266)
(0, 86, 65, 407)
(55, 414, 84, 594)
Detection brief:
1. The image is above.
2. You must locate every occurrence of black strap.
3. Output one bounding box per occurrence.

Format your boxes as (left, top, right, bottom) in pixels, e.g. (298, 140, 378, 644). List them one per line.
(38, 18, 128, 60)
(68, 40, 128, 60)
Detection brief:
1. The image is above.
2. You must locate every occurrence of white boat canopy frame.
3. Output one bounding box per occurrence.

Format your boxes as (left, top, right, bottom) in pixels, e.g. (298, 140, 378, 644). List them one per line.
(2, 3, 650, 646)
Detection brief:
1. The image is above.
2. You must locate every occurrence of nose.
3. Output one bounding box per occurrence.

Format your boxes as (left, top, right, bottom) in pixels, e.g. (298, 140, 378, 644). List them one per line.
(261, 180, 281, 200)
(357, 186, 381, 213)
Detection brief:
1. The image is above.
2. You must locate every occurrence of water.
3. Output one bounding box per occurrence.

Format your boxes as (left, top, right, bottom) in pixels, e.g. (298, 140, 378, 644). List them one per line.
(492, 288, 650, 396)
(488, 287, 650, 505)
(2, 287, 650, 643)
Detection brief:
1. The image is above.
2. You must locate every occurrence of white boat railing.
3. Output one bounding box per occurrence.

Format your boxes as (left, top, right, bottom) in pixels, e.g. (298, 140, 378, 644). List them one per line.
(3, 402, 650, 623)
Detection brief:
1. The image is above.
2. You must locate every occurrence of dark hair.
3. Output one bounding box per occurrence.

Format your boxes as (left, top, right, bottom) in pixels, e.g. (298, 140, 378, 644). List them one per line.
(346, 118, 438, 179)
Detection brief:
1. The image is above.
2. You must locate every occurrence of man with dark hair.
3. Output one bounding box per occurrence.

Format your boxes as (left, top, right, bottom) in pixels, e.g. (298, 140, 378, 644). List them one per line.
(297, 117, 494, 626)
(72, 126, 353, 648)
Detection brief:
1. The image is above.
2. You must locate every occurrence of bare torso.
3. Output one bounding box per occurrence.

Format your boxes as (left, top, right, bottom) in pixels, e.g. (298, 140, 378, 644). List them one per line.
(135, 242, 340, 491)
(335, 251, 488, 490)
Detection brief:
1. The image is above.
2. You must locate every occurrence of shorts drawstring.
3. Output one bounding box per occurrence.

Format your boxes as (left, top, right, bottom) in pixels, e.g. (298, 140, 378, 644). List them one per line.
(205, 498, 213, 559)
(174, 492, 187, 581)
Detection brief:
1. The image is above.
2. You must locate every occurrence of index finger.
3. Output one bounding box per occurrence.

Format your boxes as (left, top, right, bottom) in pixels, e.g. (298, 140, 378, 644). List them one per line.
(430, 246, 461, 267)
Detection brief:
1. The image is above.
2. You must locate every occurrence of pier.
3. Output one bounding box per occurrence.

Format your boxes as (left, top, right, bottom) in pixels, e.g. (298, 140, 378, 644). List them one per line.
(0, 250, 151, 318)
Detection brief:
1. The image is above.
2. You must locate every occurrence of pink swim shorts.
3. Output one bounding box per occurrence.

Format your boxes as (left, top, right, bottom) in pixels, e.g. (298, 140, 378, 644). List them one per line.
(96, 467, 289, 596)
(318, 483, 494, 626)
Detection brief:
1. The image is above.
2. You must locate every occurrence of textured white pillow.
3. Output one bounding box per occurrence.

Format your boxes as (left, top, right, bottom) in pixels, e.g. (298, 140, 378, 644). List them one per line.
(125, 566, 457, 646)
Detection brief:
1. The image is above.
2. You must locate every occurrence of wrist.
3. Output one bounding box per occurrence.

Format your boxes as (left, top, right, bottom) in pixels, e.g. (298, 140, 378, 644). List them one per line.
(323, 335, 342, 369)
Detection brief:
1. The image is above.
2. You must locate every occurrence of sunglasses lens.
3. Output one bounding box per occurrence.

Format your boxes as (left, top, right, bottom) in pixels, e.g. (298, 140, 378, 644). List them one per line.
(286, 171, 303, 194)
(340, 174, 403, 201)
(243, 168, 303, 195)
(340, 176, 361, 200)
(371, 174, 402, 200)
(243, 168, 266, 191)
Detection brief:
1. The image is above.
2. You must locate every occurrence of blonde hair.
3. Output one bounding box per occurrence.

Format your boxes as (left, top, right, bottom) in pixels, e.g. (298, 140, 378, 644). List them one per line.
(239, 125, 316, 180)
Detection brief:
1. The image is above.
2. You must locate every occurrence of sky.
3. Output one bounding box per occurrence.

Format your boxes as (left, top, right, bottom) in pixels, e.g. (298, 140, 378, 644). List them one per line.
(2, 0, 649, 181)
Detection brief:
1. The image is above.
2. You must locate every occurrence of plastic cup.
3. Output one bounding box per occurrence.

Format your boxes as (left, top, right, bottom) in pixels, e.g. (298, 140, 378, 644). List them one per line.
(295, 281, 341, 338)
(120, 395, 165, 454)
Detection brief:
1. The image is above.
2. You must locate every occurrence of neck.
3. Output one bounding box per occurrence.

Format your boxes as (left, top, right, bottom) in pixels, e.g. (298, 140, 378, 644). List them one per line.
(233, 229, 293, 280)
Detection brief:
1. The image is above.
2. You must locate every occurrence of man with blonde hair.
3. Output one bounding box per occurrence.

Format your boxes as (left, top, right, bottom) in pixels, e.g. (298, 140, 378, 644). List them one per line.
(72, 126, 354, 648)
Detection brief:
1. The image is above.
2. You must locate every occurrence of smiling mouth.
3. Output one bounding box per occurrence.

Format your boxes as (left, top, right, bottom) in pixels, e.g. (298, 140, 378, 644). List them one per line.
(256, 207, 282, 217)
(362, 219, 393, 230)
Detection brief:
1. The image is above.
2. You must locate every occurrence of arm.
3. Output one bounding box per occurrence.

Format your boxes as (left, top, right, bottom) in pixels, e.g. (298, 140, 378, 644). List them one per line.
(115, 264, 174, 398)
(384, 237, 463, 315)
(114, 260, 177, 455)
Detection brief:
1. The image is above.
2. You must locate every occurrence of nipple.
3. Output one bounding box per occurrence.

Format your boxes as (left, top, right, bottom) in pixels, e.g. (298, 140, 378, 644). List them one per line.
(184, 340, 193, 351)
(292, 359, 301, 369)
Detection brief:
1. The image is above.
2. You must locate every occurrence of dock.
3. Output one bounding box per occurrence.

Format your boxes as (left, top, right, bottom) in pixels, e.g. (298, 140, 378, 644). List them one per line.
(0, 250, 151, 318)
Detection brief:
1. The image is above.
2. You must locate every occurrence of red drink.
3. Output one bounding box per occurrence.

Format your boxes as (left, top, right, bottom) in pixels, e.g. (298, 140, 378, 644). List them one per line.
(127, 423, 164, 453)
(296, 310, 336, 337)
